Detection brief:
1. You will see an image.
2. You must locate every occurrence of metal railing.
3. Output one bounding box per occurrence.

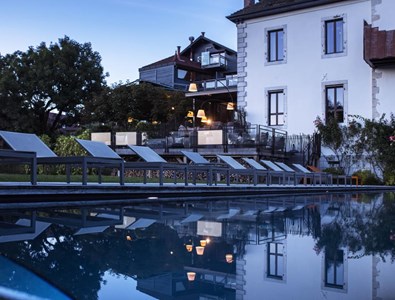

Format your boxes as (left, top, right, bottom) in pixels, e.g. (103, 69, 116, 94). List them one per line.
(92, 124, 289, 155)
(194, 76, 237, 92)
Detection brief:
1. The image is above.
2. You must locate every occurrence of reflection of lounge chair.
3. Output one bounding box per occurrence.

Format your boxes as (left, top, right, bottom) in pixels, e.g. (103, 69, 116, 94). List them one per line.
(217, 155, 270, 186)
(0, 131, 125, 185)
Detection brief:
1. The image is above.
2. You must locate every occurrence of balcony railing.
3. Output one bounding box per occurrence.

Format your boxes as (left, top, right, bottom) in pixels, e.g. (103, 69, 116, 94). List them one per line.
(194, 76, 237, 92)
(93, 124, 289, 156)
(200, 52, 227, 69)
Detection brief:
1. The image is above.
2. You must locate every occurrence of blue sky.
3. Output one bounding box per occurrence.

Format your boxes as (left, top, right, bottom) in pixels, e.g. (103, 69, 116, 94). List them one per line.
(0, 0, 241, 85)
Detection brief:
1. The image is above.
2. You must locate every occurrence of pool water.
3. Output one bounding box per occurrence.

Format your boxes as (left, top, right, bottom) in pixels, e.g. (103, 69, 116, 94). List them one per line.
(0, 192, 394, 299)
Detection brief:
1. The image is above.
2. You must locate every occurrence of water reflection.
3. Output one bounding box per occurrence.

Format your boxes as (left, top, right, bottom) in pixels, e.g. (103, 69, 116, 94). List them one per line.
(0, 192, 394, 299)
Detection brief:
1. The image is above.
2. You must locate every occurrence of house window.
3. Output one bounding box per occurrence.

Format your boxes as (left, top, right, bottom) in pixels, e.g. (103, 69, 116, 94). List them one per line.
(268, 29, 284, 62)
(268, 90, 284, 126)
(267, 242, 284, 279)
(325, 85, 344, 122)
(325, 249, 344, 289)
(265, 25, 287, 65)
(322, 15, 346, 58)
(325, 19, 343, 54)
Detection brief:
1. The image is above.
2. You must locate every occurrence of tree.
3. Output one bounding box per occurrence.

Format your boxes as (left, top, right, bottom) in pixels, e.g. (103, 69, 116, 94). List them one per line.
(355, 114, 395, 185)
(83, 82, 190, 132)
(314, 116, 363, 175)
(315, 114, 395, 184)
(0, 36, 106, 136)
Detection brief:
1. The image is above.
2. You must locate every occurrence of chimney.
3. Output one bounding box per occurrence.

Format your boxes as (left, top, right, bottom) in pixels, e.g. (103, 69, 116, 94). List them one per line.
(177, 46, 181, 56)
(244, 0, 255, 7)
(189, 36, 195, 44)
(201, 32, 205, 37)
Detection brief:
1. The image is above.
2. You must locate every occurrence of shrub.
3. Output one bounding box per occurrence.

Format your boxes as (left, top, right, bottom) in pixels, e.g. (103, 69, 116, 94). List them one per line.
(323, 167, 344, 176)
(383, 169, 395, 186)
(352, 170, 382, 185)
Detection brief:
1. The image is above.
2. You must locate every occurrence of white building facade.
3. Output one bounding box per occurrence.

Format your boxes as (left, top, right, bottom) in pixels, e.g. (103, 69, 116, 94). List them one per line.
(228, 0, 395, 135)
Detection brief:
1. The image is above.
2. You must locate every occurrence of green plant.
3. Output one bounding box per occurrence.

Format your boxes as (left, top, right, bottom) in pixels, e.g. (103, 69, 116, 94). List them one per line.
(322, 167, 345, 176)
(352, 170, 382, 185)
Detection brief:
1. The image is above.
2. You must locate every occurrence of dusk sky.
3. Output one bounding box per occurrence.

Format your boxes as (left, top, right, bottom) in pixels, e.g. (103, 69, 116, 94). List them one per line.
(1, 0, 241, 85)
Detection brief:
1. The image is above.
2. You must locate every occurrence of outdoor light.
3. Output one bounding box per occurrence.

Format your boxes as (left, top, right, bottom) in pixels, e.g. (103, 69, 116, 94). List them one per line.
(188, 83, 198, 92)
(201, 116, 208, 123)
(225, 254, 234, 263)
(226, 102, 235, 110)
(186, 244, 193, 252)
(127, 117, 133, 123)
(187, 272, 196, 281)
(196, 109, 206, 118)
(200, 239, 207, 247)
(186, 111, 194, 118)
(195, 246, 205, 255)
(126, 235, 132, 241)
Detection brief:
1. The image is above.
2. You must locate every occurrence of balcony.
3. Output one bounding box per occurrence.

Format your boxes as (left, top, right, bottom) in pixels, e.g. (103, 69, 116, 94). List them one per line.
(364, 22, 395, 68)
(200, 51, 227, 69)
(185, 77, 237, 98)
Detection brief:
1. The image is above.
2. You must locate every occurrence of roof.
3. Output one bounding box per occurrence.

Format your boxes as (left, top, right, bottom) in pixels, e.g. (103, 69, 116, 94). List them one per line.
(139, 52, 201, 72)
(227, 0, 349, 23)
(180, 34, 237, 57)
(139, 34, 236, 72)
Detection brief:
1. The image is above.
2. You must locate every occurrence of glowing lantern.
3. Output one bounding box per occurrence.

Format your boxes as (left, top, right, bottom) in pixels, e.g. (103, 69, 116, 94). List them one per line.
(187, 272, 196, 281)
(195, 246, 205, 255)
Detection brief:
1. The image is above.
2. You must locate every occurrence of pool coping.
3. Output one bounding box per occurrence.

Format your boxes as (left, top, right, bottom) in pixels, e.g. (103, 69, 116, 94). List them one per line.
(0, 182, 394, 209)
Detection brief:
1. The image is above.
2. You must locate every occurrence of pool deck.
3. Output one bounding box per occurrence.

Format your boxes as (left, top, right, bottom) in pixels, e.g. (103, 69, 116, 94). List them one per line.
(0, 182, 394, 208)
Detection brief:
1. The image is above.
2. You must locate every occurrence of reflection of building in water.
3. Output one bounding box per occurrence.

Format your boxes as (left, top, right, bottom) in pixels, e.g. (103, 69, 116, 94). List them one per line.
(0, 193, 394, 300)
(241, 193, 395, 300)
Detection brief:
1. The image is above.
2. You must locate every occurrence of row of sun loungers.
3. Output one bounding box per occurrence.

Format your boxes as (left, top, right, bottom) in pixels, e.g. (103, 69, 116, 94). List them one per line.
(0, 130, 354, 187)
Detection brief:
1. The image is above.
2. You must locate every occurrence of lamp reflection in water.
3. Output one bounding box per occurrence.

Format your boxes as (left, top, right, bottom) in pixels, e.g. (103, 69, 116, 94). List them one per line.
(185, 237, 210, 281)
(225, 254, 234, 263)
(187, 272, 196, 281)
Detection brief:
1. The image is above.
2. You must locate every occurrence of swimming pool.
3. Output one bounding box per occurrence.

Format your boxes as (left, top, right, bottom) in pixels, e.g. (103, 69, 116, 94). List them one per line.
(0, 191, 394, 299)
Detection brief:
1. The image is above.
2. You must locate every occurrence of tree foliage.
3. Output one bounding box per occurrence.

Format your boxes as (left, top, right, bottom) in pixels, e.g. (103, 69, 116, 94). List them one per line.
(83, 82, 190, 132)
(0, 36, 106, 136)
(315, 115, 395, 185)
(314, 116, 363, 175)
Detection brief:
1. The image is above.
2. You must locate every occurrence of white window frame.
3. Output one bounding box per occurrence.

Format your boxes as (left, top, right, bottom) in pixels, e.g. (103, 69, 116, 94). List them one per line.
(321, 14, 347, 59)
(265, 86, 287, 128)
(321, 80, 348, 125)
(265, 25, 287, 66)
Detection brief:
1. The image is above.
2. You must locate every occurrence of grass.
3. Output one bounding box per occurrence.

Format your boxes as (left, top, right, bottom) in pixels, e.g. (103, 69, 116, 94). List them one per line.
(0, 173, 168, 184)
(0, 173, 215, 184)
